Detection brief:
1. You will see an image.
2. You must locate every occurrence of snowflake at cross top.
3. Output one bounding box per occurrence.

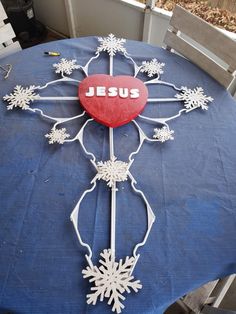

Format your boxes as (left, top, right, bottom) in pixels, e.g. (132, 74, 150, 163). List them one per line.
(3, 34, 213, 313)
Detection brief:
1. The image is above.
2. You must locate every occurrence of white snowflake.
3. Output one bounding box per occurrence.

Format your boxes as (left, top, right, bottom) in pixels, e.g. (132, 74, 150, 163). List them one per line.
(175, 86, 213, 110)
(82, 249, 142, 313)
(97, 34, 126, 56)
(45, 128, 70, 144)
(94, 156, 129, 187)
(140, 58, 165, 77)
(153, 126, 174, 142)
(3, 85, 39, 110)
(53, 58, 80, 75)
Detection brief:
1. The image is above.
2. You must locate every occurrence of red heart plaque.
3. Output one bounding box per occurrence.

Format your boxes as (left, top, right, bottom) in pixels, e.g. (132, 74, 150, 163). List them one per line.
(78, 74, 148, 128)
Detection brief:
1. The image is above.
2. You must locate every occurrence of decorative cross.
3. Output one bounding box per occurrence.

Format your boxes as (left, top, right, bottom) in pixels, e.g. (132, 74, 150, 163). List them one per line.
(3, 34, 213, 313)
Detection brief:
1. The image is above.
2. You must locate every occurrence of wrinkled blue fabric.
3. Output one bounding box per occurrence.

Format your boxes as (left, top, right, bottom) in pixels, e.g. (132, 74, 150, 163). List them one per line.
(0, 37, 236, 314)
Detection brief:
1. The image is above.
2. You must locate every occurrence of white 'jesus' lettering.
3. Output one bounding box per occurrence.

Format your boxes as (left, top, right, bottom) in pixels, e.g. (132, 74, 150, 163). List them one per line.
(85, 86, 140, 99)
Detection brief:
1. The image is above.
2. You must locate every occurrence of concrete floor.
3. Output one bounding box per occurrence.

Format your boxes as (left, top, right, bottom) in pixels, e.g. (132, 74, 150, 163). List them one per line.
(41, 28, 68, 44)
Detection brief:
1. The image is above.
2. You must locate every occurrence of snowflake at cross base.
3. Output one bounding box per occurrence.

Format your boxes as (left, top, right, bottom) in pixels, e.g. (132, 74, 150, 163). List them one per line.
(3, 34, 214, 313)
(83, 249, 142, 313)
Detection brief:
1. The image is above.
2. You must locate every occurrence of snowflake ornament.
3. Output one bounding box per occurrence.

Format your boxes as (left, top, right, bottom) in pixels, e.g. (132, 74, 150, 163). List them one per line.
(53, 58, 80, 75)
(94, 156, 129, 187)
(3, 34, 214, 313)
(82, 249, 142, 314)
(175, 86, 213, 110)
(3, 85, 39, 110)
(45, 128, 70, 144)
(153, 127, 174, 142)
(140, 58, 165, 77)
(97, 34, 127, 56)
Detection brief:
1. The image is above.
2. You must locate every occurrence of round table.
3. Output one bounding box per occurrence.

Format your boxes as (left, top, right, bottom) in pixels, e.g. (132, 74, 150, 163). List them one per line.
(0, 36, 236, 314)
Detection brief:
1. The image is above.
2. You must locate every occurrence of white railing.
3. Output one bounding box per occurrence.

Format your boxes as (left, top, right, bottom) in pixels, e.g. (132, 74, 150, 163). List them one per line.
(36, 0, 236, 95)
(63, 0, 236, 45)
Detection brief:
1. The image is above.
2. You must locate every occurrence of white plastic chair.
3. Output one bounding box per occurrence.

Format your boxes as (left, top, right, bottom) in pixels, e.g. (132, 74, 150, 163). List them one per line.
(163, 5, 236, 95)
(0, 0, 21, 59)
(175, 275, 236, 313)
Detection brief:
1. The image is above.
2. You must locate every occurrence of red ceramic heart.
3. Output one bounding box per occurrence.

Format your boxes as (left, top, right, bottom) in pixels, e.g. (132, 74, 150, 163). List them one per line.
(78, 74, 148, 128)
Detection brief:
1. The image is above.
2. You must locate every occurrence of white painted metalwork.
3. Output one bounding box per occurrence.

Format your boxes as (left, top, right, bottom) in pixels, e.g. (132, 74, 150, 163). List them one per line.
(175, 86, 214, 110)
(93, 157, 129, 188)
(3, 34, 214, 313)
(53, 58, 81, 75)
(140, 58, 165, 78)
(82, 249, 142, 314)
(45, 128, 70, 144)
(4, 85, 39, 110)
(153, 126, 174, 142)
(0, 64, 12, 79)
(97, 34, 127, 57)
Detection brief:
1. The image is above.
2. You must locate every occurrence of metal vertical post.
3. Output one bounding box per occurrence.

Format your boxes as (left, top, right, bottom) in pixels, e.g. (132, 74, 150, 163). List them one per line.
(142, 0, 156, 43)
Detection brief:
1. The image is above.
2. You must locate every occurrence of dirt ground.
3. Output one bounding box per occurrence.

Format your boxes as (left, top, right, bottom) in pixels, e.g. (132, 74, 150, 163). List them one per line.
(138, 0, 236, 33)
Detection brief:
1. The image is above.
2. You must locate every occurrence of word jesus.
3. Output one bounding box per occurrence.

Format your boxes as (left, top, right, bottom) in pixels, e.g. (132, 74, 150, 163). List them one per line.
(85, 86, 140, 98)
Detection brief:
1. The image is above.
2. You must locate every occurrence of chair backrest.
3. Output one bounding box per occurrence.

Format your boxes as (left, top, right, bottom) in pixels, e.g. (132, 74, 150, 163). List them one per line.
(163, 5, 236, 91)
(0, 1, 21, 59)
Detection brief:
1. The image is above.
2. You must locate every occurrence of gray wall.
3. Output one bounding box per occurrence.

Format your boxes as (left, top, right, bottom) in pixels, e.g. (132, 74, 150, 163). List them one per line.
(72, 0, 144, 40)
(33, 0, 70, 36)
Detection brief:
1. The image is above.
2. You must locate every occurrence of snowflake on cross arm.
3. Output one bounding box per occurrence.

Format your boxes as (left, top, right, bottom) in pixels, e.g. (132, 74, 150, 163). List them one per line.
(82, 249, 142, 314)
(153, 126, 174, 142)
(94, 156, 129, 187)
(97, 34, 127, 56)
(53, 58, 80, 75)
(45, 127, 70, 144)
(175, 86, 213, 110)
(140, 58, 165, 78)
(3, 85, 39, 110)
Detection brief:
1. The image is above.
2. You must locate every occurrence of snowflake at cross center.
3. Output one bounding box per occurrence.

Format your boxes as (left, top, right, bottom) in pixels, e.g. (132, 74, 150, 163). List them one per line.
(3, 34, 214, 313)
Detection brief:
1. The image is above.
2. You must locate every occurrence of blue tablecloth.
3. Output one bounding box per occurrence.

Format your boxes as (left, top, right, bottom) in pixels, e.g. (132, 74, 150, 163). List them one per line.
(0, 37, 236, 314)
